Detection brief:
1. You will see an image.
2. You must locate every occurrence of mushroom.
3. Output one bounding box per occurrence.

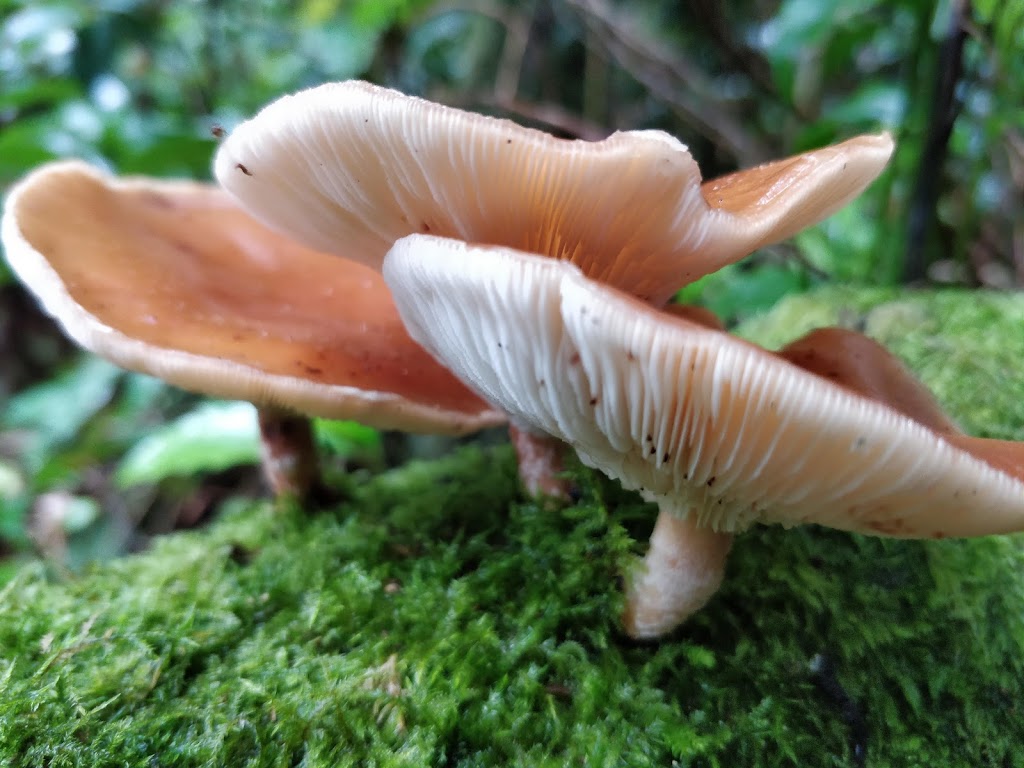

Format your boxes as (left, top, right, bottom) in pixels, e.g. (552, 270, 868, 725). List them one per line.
(214, 80, 892, 304)
(0, 161, 504, 499)
(382, 234, 1024, 637)
(212, 79, 894, 494)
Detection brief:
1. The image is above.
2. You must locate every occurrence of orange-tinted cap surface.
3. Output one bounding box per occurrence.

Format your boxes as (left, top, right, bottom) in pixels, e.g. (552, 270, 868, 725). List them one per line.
(1, 162, 503, 434)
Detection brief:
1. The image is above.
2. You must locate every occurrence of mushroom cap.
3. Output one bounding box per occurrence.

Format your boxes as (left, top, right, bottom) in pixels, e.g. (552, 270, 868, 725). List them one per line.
(776, 327, 961, 435)
(383, 233, 1024, 538)
(0, 161, 503, 435)
(215, 80, 893, 304)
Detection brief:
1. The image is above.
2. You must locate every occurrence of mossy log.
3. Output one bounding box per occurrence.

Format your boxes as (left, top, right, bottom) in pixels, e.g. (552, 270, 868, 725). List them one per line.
(2, 288, 1023, 766)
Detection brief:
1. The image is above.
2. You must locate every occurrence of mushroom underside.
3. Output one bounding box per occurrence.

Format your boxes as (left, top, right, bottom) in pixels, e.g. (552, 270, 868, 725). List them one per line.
(383, 234, 1024, 636)
(384, 234, 1024, 539)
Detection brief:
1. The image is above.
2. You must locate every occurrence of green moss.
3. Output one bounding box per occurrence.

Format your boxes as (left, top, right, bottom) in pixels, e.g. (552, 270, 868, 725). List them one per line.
(737, 285, 1024, 439)
(3, 288, 1024, 766)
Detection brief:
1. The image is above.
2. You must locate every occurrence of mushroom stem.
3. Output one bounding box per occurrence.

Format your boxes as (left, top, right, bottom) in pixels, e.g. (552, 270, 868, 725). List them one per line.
(257, 407, 321, 501)
(508, 423, 573, 501)
(622, 507, 733, 639)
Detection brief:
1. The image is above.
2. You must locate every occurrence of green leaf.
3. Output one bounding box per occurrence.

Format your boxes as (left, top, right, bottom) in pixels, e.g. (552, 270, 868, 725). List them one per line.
(116, 401, 261, 488)
(300, 22, 380, 80)
(0, 496, 30, 548)
(793, 191, 890, 281)
(1, 5, 83, 48)
(677, 262, 811, 325)
(0, 78, 81, 111)
(5, 357, 123, 445)
(3, 357, 124, 486)
(0, 118, 60, 182)
(0, 462, 23, 501)
(314, 419, 381, 455)
(403, 10, 503, 89)
(351, 0, 430, 30)
(760, 0, 849, 58)
(114, 399, 262, 489)
(825, 82, 907, 127)
(56, 494, 101, 534)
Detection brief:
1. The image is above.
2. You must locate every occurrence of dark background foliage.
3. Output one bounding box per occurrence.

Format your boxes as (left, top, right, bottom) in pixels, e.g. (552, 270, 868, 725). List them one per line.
(0, 0, 1021, 571)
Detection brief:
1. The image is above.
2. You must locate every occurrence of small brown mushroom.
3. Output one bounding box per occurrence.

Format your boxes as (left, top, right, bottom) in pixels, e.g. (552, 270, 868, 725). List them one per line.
(508, 423, 573, 500)
(1, 161, 504, 499)
(775, 327, 960, 435)
(213, 80, 893, 497)
(383, 234, 1024, 637)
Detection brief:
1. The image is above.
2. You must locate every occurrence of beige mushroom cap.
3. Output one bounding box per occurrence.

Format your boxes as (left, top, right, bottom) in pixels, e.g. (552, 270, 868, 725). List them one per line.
(384, 233, 1024, 538)
(215, 80, 893, 304)
(1, 161, 503, 435)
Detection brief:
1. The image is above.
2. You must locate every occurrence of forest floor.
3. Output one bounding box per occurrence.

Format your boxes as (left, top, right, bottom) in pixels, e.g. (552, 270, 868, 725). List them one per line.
(2, 286, 1023, 766)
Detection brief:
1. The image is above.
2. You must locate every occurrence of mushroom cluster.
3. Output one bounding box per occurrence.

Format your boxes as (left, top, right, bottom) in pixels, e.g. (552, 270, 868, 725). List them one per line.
(382, 237, 1024, 638)
(207, 81, 1006, 637)
(213, 79, 895, 495)
(5, 81, 974, 641)
(3, 83, 894, 501)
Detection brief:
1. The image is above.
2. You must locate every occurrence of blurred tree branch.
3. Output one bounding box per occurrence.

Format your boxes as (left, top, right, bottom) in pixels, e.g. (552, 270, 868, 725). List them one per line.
(477, 94, 608, 139)
(903, 0, 969, 282)
(423, 1, 607, 138)
(688, 0, 779, 101)
(564, 0, 775, 164)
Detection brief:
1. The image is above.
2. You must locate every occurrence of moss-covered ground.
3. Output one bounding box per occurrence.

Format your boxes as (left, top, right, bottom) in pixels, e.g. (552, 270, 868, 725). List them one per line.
(2, 288, 1024, 766)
